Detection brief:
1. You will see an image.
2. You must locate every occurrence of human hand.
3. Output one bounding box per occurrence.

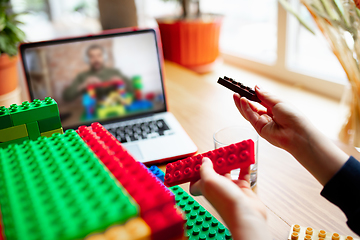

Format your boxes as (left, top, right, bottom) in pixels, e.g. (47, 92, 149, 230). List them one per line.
(78, 76, 102, 92)
(190, 158, 270, 240)
(233, 85, 312, 154)
(234, 85, 349, 185)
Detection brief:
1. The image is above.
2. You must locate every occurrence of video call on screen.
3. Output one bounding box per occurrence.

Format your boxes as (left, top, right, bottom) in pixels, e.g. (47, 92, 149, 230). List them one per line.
(24, 31, 166, 128)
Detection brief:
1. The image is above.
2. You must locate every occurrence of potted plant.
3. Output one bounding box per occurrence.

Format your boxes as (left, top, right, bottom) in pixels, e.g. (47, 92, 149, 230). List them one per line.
(279, 0, 360, 147)
(0, 0, 25, 105)
(157, 0, 223, 73)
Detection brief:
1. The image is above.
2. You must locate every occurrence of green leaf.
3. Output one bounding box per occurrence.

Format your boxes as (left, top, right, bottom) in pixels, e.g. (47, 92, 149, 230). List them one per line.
(278, 0, 316, 35)
(0, 14, 5, 31)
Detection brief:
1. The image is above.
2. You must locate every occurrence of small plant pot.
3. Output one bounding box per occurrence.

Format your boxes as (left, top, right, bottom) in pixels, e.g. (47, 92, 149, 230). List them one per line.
(0, 54, 19, 95)
(157, 14, 223, 72)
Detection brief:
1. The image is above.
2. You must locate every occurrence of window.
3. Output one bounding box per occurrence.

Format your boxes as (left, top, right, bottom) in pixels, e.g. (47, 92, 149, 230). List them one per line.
(201, 0, 278, 64)
(201, 0, 347, 99)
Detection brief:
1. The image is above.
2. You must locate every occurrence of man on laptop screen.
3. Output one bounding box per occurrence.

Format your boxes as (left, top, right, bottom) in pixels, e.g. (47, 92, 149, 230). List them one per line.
(63, 44, 132, 102)
(21, 29, 197, 164)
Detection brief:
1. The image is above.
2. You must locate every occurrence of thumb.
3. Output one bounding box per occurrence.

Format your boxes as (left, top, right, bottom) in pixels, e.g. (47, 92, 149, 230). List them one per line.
(255, 85, 282, 110)
(200, 157, 217, 180)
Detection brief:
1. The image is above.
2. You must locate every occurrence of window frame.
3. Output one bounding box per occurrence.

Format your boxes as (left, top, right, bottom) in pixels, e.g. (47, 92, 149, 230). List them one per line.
(221, 2, 346, 100)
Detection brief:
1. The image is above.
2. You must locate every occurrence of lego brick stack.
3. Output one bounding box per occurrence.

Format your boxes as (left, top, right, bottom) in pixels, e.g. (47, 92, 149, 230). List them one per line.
(0, 98, 245, 240)
(0, 97, 62, 149)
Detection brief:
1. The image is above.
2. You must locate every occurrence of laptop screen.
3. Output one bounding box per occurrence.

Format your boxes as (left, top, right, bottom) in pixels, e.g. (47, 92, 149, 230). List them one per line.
(21, 29, 166, 129)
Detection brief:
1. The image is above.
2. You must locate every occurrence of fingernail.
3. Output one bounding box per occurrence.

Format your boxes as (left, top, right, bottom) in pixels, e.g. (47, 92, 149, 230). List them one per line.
(255, 85, 262, 91)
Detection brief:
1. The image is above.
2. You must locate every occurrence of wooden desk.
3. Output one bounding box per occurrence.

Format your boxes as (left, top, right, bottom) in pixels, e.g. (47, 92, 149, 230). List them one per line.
(158, 61, 356, 239)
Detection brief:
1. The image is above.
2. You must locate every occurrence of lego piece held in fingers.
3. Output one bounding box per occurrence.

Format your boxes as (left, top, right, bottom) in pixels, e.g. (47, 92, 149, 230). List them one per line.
(164, 139, 255, 187)
(217, 76, 260, 103)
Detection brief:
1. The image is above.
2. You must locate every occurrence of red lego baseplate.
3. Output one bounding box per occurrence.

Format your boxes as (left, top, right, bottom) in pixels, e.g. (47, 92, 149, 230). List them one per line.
(164, 139, 255, 187)
(76, 122, 175, 214)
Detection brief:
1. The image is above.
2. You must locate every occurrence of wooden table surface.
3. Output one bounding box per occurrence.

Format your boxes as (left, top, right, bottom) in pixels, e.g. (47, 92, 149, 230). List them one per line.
(157, 61, 357, 239)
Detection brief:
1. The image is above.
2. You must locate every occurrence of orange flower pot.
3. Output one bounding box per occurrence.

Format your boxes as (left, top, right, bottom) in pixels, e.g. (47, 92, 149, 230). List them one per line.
(0, 54, 19, 96)
(157, 15, 223, 69)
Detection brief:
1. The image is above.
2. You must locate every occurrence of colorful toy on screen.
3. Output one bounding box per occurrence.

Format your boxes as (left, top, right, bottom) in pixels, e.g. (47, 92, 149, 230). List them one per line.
(164, 139, 255, 187)
(0, 97, 63, 148)
(82, 77, 153, 120)
(289, 224, 358, 240)
(217, 76, 261, 103)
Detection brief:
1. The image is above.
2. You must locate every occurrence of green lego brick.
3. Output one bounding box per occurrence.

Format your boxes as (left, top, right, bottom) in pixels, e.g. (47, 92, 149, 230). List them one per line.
(40, 127, 64, 137)
(37, 115, 62, 133)
(0, 136, 29, 149)
(0, 124, 28, 142)
(26, 121, 41, 140)
(0, 106, 13, 130)
(170, 186, 232, 240)
(132, 76, 143, 89)
(0, 130, 139, 240)
(8, 97, 60, 126)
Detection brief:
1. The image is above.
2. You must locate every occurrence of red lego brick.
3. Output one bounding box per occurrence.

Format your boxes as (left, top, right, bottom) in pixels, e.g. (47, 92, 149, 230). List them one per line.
(142, 203, 185, 240)
(164, 139, 255, 187)
(76, 122, 175, 214)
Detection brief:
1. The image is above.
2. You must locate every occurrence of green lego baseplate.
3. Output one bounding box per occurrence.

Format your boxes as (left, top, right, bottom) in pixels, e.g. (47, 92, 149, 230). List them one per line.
(0, 97, 63, 148)
(170, 186, 232, 240)
(0, 130, 139, 240)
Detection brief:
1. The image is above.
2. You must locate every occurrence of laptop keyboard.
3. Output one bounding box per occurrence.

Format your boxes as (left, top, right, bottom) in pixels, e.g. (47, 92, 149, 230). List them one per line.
(106, 119, 171, 143)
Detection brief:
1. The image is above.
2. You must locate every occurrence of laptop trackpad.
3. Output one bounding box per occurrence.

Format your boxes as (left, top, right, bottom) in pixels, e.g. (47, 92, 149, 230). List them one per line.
(124, 144, 144, 160)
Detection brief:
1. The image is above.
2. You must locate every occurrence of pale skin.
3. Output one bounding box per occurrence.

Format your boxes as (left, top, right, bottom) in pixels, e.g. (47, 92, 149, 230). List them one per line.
(190, 85, 349, 240)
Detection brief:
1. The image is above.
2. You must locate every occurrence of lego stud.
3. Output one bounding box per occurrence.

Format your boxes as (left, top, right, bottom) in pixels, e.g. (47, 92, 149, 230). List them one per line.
(164, 173, 172, 182)
(174, 161, 183, 169)
(44, 97, 53, 104)
(346, 236, 353, 240)
(217, 148, 225, 156)
(215, 158, 225, 167)
(33, 99, 41, 106)
(166, 163, 174, 172)
(194, 164, 201, 173)
(304, 235, 312, 240)
(291, 232, 299, 240)
(293, 225, 300, 232)
(228, 154, 237, 164)
(192, 228, 200, 236)
(332, 233, 340, 240)
(184, 167, 192, 177)
(173, 170, 182, 179)
(318, 230, 326, 238)
(9, 103, 18, 112)
(209, 229, 216, 237)
(21, 101, 30, 109)
(240, 140, 249, 149)
(306, 227, 313, 235)
(240, 151, 249, 162)
(202, 223, 209, 231)
(199, 234, 207, 240)
(0, 106, 6, 115)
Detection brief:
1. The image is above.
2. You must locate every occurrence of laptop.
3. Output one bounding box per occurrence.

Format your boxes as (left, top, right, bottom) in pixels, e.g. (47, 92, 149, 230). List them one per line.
(20, 28, 197, 164)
